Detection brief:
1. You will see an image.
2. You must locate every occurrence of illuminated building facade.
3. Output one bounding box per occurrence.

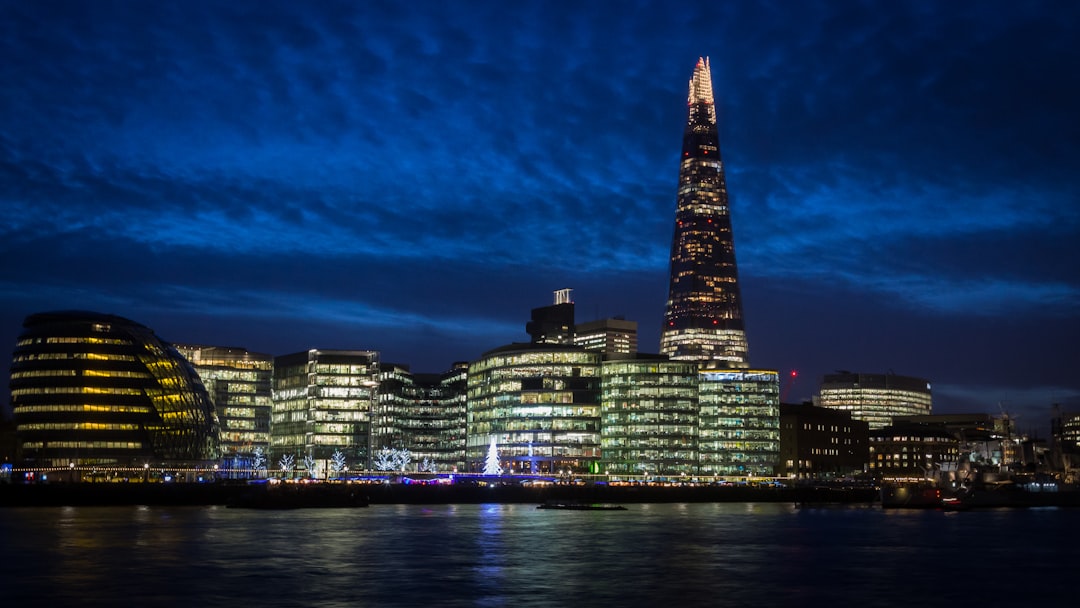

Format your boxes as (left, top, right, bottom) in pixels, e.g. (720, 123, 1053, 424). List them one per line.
(600, 356, 698, 475)
(467, 343, 601, 474)
(376, 362, 468, 472)
(660, 57, 748, 368)
(698, 369, 779, 476)
(271, 349, 378, 469)
(574, 317, 638, 356)
(778, 403, 868, 479)
(175, 344, 272, 472)
(817, 372, 933, 430)
(9, 311, 220, 468)
(1052, 410, 1080, 455)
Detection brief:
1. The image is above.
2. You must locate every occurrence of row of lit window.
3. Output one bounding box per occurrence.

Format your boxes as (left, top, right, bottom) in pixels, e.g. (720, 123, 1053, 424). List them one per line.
(14, 352, 137, 362)
(13, 404, 151, 414)
(12, 387, 144, 396)
(21, 441, 142, 450)
(19, 423, 140, 431)
(17, 337, 132, 346)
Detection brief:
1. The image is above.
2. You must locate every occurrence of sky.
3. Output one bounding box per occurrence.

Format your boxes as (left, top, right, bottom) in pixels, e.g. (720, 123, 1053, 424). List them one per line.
(2, 0, 1078, 432)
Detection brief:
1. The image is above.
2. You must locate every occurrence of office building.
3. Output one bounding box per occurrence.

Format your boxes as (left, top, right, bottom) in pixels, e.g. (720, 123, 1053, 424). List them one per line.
(376, 362, 468, 472)
(817, 372, 933, 430)
(868, 421, 960, 480)
(574, 317, 638, 356)
(698, 369, 779, 476)
(467, 343, 601, 474)
(175, 344, 272, 473)
(778, 402, 869, 479)
(9, 311, 220, 468)
(660, 57, 749, 368)
(600, 355, 698, 475)
(271, 349, 378, 471)
(526, 288, 575, 345)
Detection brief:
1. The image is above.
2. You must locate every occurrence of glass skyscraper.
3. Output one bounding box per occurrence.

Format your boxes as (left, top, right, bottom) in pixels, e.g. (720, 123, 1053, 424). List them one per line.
(660, 57, 748, 368)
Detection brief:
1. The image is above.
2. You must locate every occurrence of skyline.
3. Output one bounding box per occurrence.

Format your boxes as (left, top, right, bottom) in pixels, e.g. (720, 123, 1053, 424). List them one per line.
(2, 1, 1078, 429)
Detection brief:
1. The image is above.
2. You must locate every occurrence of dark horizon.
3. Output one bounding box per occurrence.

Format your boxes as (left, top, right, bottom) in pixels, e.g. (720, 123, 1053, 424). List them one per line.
(2, 1, 1078, 432)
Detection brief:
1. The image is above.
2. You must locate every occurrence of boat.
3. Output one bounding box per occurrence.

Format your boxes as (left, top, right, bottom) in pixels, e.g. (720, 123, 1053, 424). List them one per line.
(879, 483, 944, 509)
(227, 483, 369, 509)
(537, 501, 626, 511)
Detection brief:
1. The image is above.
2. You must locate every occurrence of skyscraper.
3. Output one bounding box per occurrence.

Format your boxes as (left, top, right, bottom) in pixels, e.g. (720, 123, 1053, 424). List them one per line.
(660, 57, 748, 368)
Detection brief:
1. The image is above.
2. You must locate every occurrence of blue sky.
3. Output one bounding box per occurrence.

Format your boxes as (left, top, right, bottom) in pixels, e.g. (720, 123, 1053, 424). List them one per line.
(2, 0, 1078, 430)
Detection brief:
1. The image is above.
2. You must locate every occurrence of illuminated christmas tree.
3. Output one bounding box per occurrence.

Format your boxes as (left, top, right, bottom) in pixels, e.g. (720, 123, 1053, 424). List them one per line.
(484, 437, 502, 476)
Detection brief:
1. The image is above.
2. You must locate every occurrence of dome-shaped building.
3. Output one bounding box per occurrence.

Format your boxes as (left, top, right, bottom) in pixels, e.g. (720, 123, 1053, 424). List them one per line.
(10, 311, 220, 468)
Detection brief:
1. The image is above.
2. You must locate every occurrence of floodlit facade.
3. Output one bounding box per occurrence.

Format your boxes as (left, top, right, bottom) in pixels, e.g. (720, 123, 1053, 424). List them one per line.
(600, 356, 698, 475)
(175, 344, 272, 472)
(660, 57, 748, 368)
(376, 362, 468, 472)
(271, 349, 378, 470)
(698, 369, 780, 476)
(574, 317, 638, 356)
(9, 311, 220, 468)
(467, 343, 601, 474)
(817, 372, 933, 430)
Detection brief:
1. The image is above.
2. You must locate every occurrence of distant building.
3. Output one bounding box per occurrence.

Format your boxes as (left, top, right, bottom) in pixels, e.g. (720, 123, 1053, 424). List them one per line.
(376, 362, 468, 472)
(660, 58, 749, 368)
(467, 343, 601, 474)
(778, 403, 869, 479)
(698, 369, 779, 476)
(600, 355, 698, 475)
(175, 344, 272, 473)
(868, 421, 960, 479)
(271, 349, 379, 471)
(526, 288, 575, 345)
(574, 317, 638, 356)
(9, 311, 220, 469)
(817, 372, 932, 430)
(1052, 409, 1080, 453)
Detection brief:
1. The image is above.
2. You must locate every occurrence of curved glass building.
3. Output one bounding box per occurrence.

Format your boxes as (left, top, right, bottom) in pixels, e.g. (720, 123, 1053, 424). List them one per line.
(10, 311, 220, 467)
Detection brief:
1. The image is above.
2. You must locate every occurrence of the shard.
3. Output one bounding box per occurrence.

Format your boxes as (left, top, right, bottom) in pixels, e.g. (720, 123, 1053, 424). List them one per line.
(660, 57, 748, 368)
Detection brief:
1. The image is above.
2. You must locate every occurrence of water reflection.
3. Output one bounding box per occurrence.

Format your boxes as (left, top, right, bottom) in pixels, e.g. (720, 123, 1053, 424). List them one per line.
(0, 503, 1076, 607)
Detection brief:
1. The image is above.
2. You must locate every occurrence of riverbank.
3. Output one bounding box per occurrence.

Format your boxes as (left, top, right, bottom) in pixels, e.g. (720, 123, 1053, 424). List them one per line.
(0, 482, 879, 507)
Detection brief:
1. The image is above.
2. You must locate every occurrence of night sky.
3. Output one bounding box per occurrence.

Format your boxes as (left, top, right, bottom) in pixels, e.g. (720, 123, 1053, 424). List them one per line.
(2, 1, 1078, 431)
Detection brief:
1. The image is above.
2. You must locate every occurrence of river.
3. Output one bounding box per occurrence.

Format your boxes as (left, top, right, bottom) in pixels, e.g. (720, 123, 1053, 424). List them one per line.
(1, 503, 1075, 607)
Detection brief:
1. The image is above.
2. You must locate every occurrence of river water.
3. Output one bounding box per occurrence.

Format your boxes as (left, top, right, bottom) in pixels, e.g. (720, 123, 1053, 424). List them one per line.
(1, 502, 1075, 607)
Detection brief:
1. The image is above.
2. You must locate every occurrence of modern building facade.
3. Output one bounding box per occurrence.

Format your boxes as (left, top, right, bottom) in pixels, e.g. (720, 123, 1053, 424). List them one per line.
(467, 343, 601, 474)
(778, 402, 869, 479)
(817, 372, 933, 430)
(698, 369, 779, 476)
(271, 349, 378, 471)
(376, 362, 468, 472)
(175, 344, 272, 472)
(9, 311, 220, 468)
(660, 57, 748, 368)
(574, 317, 638, 356)
(600, 356, 698, 475)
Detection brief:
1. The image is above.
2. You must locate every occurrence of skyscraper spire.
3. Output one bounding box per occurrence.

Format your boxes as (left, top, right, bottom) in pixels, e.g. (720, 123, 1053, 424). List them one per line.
(660, 57, 748, 368)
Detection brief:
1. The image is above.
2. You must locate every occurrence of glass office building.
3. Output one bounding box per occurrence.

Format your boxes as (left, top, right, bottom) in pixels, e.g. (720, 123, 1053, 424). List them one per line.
(467, 344, 601, 474)
(174, 344, 272, 473)
(817, 372, 933, 430)
(600, 357, 698, 475)
(272, 349, 378, 470)
(660, 57, 748, 367)
(376, 362, 467, 472)
(9, 311, 220, 468)
(698, 369, 780, 476)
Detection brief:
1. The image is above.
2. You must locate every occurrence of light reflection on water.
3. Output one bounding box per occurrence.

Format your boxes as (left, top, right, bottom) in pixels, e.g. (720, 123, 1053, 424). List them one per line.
(1, 503, 1076, 607)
